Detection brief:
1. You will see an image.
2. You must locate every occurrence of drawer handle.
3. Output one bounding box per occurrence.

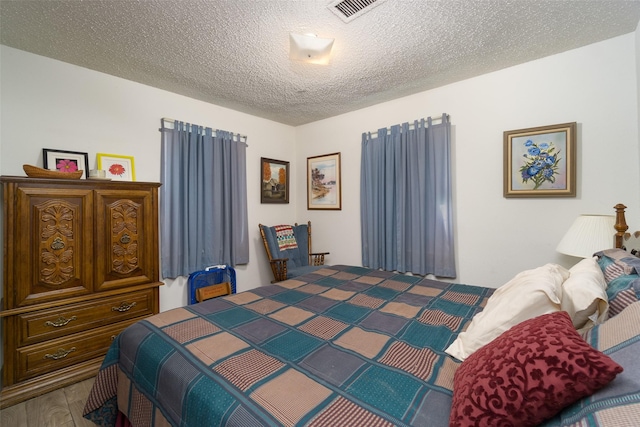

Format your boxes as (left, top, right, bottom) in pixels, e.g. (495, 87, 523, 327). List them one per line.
(120, 233, 131, 244)
(45, 315, 77, 328)
(112, 301, 137, 312)
(50, 237, 65, 250)
(44, 347, 76, 360)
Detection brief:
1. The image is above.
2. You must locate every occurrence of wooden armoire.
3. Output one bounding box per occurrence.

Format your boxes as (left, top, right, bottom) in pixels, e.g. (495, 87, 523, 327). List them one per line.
(0, 176, 162, 408)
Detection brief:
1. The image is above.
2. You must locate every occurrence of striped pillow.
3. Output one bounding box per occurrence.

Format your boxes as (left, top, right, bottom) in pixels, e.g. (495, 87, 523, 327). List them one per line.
(606, 274, 640, 317)
(595, 249, 640, 318)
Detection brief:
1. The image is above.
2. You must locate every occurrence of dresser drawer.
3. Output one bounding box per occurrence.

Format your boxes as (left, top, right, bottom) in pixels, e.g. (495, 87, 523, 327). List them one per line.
(18, 289, 155, 346)
(14, 318, 139, 383)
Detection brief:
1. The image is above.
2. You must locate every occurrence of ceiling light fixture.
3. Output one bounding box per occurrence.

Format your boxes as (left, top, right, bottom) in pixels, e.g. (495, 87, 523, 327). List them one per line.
(289, 33, 334, 65)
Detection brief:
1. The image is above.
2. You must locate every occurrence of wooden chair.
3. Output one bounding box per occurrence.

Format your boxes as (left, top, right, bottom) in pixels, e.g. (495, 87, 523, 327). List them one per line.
(259, 221, 329, 282)
(195, 282, 232, 302)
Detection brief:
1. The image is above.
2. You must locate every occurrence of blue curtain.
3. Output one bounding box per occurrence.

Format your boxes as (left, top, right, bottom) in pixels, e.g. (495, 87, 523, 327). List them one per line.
(160, 119, 249, 279)
(360, 115, 455, 277)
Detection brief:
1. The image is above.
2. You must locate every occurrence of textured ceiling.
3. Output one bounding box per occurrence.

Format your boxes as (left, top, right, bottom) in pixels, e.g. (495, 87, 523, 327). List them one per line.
(2, 1, 640, 126)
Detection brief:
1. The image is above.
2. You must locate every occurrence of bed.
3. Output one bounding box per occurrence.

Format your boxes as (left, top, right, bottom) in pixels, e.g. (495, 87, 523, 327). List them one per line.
(84, 205, 640, 426)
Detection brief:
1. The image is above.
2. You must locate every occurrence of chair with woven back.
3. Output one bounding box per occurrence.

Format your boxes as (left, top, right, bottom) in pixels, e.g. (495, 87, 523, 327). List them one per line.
(258, 221, 329, 282)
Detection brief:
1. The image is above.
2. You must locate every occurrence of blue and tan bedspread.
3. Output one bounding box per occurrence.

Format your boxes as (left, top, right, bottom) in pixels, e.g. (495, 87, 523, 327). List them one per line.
(83, 265, 494, 426)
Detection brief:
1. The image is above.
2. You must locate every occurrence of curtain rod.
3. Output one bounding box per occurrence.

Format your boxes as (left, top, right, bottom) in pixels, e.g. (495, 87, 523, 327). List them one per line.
(366, 114, 449, 136)
(162, 117, 248, 143)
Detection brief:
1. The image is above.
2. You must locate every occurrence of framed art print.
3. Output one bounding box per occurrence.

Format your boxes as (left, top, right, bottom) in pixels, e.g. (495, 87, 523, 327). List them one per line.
(97, 153, 136, 181)
(307, 152, 341, 210)
(261, 157, 289, 203)
(503, 122, 576, 198)
(43, 148, 90, 179)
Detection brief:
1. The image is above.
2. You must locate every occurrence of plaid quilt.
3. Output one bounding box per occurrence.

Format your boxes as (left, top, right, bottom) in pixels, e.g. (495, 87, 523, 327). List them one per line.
(84, 265, 494, 426)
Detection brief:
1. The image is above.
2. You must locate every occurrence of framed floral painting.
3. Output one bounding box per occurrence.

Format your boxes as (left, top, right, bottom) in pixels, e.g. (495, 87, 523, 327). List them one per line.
(43, 148, 90, 179)
(97, 153, 136, 181)
(503, 122, 576, 198)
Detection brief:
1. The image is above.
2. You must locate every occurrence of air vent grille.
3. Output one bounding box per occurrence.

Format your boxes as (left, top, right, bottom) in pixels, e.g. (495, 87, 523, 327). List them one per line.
(328, 0, 388, 23)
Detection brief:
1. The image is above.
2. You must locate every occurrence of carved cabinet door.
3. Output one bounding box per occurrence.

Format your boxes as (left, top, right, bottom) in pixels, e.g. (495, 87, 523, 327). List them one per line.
(12, 187, 94, 307)
(94, 189, 157, 291)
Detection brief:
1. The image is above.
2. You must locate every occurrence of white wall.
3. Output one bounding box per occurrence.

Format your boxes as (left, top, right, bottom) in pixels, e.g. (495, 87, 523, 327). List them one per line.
(1, 32, 639, 313)
(637, 21, 640, 201)
(295, 33, 640, 288)
(0, 45, 297, 311)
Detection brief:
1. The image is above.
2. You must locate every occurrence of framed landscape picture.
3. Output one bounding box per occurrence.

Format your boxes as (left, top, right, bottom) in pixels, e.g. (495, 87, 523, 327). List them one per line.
(97, 153, 136, 181)
(43, 148, 90, 179)
(503, 122, 576, 198)
(307, 152, 341, 210)
(261, 157, 289, 203)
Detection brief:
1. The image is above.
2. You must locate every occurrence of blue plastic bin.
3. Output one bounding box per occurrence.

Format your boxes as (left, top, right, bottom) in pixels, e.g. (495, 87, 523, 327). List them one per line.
(187, 265, 236, 305)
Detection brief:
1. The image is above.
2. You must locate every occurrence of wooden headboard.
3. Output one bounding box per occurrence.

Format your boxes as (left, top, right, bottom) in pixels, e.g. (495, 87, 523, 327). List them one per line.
(614, 203, 639, 256)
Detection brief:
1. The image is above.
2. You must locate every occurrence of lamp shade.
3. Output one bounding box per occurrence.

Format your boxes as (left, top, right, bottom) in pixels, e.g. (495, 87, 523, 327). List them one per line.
(556, 215, 616, 258)
(289, 33, 334, 65)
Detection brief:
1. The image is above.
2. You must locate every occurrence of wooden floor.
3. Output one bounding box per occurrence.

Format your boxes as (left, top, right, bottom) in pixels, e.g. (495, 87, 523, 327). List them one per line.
(0, 377, 95, 427)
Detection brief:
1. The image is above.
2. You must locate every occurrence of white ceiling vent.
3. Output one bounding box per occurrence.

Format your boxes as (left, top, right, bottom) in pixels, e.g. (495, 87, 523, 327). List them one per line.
(327, 0, 388, 23)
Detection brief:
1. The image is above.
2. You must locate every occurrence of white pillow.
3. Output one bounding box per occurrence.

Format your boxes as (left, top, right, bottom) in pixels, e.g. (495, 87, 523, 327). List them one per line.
(445, 263, 568, 361)
(562, 257, 608, 331)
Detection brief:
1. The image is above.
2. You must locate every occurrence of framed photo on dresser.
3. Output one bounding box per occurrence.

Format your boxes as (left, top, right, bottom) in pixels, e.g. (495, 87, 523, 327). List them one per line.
(43, 148, 90, 179)
(97, 153, 136, 181)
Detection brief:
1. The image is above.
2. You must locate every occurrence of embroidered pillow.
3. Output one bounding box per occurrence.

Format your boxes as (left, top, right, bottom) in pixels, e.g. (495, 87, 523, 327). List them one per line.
(449, 311, 623, 427)
(549, 301, 640, 425)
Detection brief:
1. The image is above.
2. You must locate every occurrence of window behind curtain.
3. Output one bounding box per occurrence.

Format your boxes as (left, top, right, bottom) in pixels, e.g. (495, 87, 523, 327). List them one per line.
(160, 119, 249, 279)
(360, 115, 455, 277)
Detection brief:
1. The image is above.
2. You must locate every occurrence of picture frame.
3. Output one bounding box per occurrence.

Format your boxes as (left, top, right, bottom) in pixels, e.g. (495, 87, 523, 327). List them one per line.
(261, 157, 290, 203)
(307, 152, 341, 210)
(97, 153, 136, 181)
(503, 122, 576, 198)
(43, 148, 90, 179)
